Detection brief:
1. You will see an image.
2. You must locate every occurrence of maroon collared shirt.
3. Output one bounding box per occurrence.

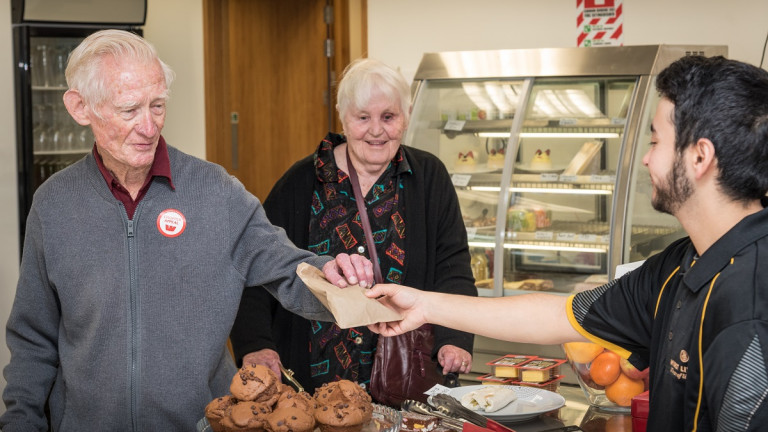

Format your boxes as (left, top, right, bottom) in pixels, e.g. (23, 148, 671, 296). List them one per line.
(93, 136, 175, 219)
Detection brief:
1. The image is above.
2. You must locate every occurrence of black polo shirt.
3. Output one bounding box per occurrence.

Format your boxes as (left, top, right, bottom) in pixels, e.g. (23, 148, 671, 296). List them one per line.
(567, 199, 768, 431)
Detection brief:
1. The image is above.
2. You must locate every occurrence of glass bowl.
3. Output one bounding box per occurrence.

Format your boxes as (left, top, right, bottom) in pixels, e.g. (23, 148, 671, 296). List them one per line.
(366, 404, 402, 432)
(579, 405, 633, 431)
(562, 342, 648, 412)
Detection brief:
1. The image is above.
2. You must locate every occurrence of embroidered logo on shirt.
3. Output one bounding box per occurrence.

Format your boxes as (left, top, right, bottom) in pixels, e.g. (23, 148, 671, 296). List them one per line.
(669, 351, 688, 380)
(157, 209, 186, 238)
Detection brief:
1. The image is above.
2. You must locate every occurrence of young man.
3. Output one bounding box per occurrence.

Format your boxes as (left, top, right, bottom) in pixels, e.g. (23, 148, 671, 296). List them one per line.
(1, 30, 369, 431)
(366, 55, 768, 431)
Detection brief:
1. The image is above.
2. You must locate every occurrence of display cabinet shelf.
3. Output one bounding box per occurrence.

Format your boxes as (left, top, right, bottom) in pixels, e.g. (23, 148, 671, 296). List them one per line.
(407, 45, 726, 297)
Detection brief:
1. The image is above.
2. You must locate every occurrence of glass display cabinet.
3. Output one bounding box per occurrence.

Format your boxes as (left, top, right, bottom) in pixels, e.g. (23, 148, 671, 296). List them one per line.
(406, 45, 727, 298)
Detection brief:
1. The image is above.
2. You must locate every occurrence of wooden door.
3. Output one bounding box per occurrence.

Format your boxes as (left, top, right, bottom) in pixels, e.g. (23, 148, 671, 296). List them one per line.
(203, 0, 364, 201)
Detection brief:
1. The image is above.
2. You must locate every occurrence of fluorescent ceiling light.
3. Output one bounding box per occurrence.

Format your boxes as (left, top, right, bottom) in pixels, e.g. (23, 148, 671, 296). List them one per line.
(503, 243, 607, 253)
(476, 132, 513, 138)
(468, 186, 613, 195)
(476, 132, 620, 139)
(520, 132, 620, 138)
(467, 241, 607, 253)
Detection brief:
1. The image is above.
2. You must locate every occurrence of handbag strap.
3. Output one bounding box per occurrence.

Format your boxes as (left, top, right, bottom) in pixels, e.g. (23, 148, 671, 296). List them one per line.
(345, 146, 384, 285)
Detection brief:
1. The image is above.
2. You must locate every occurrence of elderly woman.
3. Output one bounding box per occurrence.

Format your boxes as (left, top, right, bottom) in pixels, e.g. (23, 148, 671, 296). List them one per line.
(230, 58, 477, 395)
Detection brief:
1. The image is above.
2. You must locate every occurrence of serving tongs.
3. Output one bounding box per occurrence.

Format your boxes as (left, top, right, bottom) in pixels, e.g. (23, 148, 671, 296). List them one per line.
(279, 364, 304, 393)
(428, 394, 518, 432)
(401, 399, 465, 431)
(429, 394, 489, 425)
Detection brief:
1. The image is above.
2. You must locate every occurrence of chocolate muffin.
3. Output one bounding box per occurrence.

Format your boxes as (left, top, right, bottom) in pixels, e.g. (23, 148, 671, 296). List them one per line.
(219, 400, 272, 432)
(313, 380, 373, 432)
(266, 406, 316, 432)
(230, 363, 281, 405)
(275, 389, 315, 412)
(205, 395, 236, 432)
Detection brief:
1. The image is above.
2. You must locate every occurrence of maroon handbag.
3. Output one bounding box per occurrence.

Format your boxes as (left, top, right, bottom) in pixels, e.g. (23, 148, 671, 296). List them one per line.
(369, 323, 444, 406)
(346, 149, 443, 407)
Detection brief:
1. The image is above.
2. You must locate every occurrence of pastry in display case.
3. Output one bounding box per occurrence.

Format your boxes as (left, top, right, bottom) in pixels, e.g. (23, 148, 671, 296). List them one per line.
(405, 45, 727, 298)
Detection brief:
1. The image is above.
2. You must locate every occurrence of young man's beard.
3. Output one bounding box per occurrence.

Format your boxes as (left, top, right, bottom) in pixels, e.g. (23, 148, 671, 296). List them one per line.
(652, 155, 694, 215)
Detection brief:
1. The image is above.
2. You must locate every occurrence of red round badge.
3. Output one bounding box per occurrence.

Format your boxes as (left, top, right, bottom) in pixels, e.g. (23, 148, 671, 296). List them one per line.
(157, 209, 186, 238)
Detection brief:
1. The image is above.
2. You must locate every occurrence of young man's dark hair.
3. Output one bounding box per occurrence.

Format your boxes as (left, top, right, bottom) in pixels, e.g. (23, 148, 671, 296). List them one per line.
(656, 55, 768, 202)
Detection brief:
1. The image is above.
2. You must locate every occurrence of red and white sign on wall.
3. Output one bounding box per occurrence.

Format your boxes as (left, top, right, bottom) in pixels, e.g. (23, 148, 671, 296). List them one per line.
(577, 0, 623, 47)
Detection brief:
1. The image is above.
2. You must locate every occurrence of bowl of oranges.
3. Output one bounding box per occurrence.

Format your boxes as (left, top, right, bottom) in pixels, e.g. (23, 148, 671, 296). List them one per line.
(563, 342, 648, 411)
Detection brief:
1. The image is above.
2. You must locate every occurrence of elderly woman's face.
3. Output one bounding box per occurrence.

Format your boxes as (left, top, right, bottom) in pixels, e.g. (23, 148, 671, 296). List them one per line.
(342, 89, 407, 172)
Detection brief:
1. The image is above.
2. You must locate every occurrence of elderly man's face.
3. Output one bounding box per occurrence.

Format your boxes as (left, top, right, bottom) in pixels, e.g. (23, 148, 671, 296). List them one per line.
(89, 56, 167, 177)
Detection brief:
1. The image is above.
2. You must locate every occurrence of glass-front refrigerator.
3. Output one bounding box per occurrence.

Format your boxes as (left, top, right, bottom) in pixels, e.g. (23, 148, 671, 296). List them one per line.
(12, 0, 147, 253)
(404, 45, 727, 383)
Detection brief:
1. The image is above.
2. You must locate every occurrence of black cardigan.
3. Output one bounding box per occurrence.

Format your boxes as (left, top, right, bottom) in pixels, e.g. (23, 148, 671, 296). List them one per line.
(230, 142, 477, 388)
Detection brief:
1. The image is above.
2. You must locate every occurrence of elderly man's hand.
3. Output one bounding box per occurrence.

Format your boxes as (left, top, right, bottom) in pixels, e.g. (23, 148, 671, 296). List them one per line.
(242, 349, 282, 378)
(322, 253, 375, 288)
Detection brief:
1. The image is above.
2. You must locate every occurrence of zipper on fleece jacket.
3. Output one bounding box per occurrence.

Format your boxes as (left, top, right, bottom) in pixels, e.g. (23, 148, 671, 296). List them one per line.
(122, 205, 141, 432)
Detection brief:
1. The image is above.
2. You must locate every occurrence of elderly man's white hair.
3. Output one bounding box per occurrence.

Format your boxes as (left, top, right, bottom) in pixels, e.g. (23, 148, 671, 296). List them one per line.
(65, 29, 175, 116)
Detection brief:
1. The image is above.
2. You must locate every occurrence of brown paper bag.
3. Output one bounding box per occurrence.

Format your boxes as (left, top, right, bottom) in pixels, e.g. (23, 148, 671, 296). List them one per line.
(296, 263, 402, 329)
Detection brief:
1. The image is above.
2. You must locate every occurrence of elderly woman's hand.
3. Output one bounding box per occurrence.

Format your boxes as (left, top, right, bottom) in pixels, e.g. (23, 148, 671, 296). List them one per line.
(438, 345, 473, 374)
(323, 253, 375, 288)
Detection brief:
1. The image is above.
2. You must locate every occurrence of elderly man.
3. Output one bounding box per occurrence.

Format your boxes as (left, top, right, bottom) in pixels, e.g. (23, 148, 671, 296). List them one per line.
(1, 29, 370, 431)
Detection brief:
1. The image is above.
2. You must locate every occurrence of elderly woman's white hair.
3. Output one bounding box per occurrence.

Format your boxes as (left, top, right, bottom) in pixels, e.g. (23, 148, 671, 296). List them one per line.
(336, 58, 411, 123)
(65, 29, 175, 114)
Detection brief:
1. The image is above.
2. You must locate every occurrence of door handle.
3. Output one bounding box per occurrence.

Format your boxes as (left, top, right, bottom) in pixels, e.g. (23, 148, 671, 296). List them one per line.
(230, 112, 239, 170)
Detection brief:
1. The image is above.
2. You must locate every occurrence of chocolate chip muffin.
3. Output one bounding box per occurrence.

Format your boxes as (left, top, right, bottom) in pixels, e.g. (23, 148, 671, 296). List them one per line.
(219, 400, 272, 432)
(204, 395, 236, 432)
(313, 380, 373, 432)
(230, 363, 281, 405)
(266, 406, 316, 432)
(275, 389, 315, 412)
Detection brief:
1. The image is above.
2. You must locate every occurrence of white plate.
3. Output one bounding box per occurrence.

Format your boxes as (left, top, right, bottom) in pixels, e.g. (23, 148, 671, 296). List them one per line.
(447, 385, 565, 423)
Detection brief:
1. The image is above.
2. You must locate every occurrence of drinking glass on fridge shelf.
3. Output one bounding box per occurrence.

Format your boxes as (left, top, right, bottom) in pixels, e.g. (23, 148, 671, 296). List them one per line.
(32, 44, 50, 87)
(51, 46, 69, 88)
(78, 128, 94, 150)
(51, 114, 65, 152)
(34, 104, 56, 152)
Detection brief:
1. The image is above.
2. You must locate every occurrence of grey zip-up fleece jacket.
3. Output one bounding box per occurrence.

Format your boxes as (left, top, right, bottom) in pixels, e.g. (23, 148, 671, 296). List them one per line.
(1, 143, 334, 432)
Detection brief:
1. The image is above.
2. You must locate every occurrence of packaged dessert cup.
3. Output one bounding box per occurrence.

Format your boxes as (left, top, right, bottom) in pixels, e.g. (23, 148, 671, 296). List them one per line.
(485, 354, 536, 380)
(562, 342, 648, 411)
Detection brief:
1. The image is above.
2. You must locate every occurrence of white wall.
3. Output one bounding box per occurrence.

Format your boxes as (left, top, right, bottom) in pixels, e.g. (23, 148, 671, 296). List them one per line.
(368, 0, 768, 82)
(144, 0, 206, 159)
(0, 0, 204, 415)
(0, 0, 19, 413)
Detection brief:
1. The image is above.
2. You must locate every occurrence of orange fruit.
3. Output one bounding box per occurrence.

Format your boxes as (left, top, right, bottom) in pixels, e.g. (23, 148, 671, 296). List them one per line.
(589, 351, 621, 386)
(605, 373, 645, 407)
(564, 342, 604, 364)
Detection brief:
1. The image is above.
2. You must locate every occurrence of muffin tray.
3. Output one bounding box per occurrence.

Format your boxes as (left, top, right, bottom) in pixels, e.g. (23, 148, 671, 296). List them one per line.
(197, 403, 402, 432)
